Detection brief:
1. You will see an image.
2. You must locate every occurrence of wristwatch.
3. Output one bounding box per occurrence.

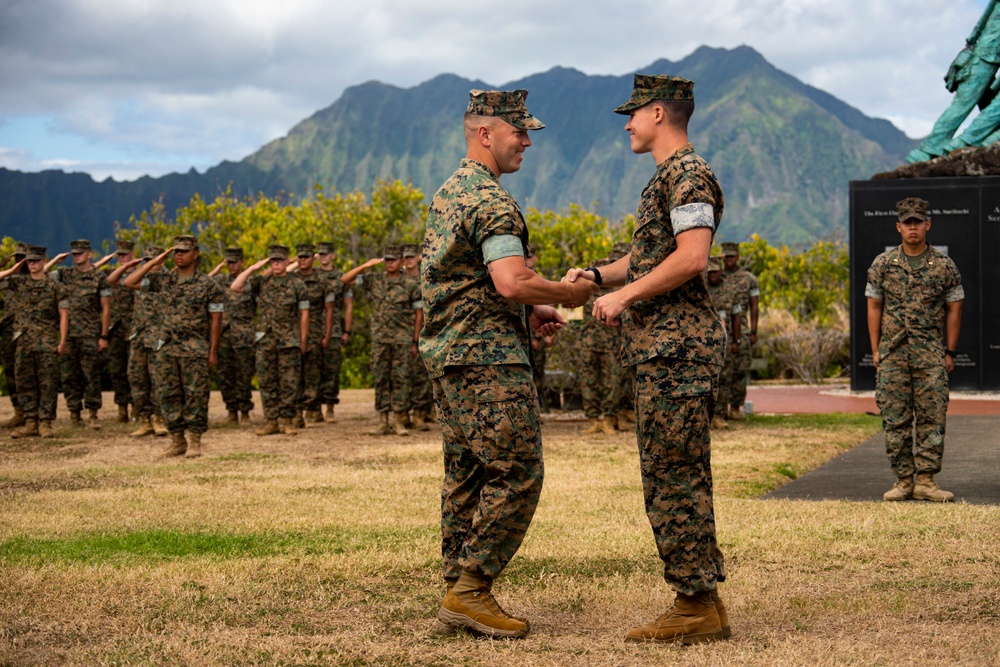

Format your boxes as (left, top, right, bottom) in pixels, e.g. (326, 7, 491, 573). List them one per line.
(585, 266, 603, 286)
(945, 349, 957, 358)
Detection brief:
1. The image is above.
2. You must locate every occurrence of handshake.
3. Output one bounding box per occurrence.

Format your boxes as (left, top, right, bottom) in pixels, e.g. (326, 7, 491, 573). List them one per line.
(562, 266, 630, 327)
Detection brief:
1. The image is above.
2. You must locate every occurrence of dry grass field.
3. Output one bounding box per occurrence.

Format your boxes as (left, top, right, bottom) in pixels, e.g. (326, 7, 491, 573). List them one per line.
(2, 391, 998, 666)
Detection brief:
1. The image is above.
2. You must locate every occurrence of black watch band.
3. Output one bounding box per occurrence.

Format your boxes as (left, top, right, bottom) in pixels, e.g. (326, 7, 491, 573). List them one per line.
(585, 266, 603, 286)
(945, 348, 957, 358)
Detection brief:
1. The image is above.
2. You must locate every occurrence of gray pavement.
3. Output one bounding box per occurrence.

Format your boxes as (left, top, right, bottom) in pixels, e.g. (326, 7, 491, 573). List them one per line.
(763, 415, 1000, 505)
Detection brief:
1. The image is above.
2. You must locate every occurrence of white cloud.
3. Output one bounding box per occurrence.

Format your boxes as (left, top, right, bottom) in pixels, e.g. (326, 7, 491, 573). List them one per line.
(0, 0, 990, 179)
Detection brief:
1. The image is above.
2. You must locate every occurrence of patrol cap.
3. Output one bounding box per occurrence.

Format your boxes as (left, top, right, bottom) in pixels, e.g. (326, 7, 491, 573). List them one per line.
(467, 89, 545, 130)
(707, 256, 723, 272)
(721, 242, 740, 257)
(224, 247, 244, 262)
(383, 245, 402, 260)
(268, 244, 290, 260)
(317, 242, 335, 255)
(70, 239, 91, 254)
(143, 245, 164, 259)
(115, 239, 135, 254)
(401, 243, 420, 258)
(25, 245, 47, 261)
(896, 197, 931, 222)
(614, 74, 694, 115)
(13, 242, 28, 258)
(296, 243, 315, 258)
(173, 235, 198, 251)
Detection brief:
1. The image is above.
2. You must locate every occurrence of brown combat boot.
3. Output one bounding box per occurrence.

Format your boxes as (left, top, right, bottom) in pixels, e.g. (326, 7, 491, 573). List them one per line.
(602, 415, 619, 435)
(324, 403, 337, 423)
(240, 410, 251, 423)
(225, 410, 238, 424)
(293, 412, 306, 429)
(728, 407, 745, 421)
(370, 412, 391, 436)
(256, 419, 280, 436)
(280, 417, 298, 436)
(710, 589, 732, 639)
(437, 570, 529, 638)
(117, 404, 129, 423)
(625, 591, 725, 644)
(11, 419, 40, 439)
(391, 412, 410, 436)
(87, 409, 101, 430)
(913, 473, 954, 502)
(152, 414, 169, 436)
(184, 432, 203, 458)
(131, 417, 156, 437)
(70, 411, 83, 427)
(883, 475, 914, 501)
(582, 418, 603, 434)
(160, 432, 187, 458)
(412, 410, 430, 431)
(712, 415, 729, 430)
(618, 408, 635, 425)
(401, 411, 413, 428)
(1, 406, 26, 429)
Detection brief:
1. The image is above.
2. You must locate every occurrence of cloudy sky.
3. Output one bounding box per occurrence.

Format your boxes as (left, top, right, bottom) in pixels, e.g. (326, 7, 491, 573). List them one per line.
(0, 0, 991, 182)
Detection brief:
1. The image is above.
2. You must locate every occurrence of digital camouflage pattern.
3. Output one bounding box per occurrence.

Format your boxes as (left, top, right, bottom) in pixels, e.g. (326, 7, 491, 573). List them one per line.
(8, 274, 68, 421)
(1, 261, 26, 411)
(359, 271, 421, 414)
(298, 269, 332, 412)
(107, 267, 136, 408)
(155, 353, 212, 434)
(435, 364, 542, 580)
(620, 143, 725, 370)
(372, 341, 412, 413)
(317, 266, 348, 405)
(54, 267, 110, 339)
(867, 244, 964, 477)
(55, 266, 111, 413)
(256, 343, 302, 420)
(406, 275, 433, 413)
(420, 158, 531, 379)
(128, 271, 165, 420)
(722, 264, 758, 410)
(250, 273, 309, 420)
(579, 288, 622, 418)
(614, 74, 695, 114)
(706, 271, 740, 413)
(466, 89, 544, 131)
(213, 272, 256, 413)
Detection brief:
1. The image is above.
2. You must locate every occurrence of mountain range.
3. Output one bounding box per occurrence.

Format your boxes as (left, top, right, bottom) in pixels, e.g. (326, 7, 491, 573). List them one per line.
(0, 45, 915, 252)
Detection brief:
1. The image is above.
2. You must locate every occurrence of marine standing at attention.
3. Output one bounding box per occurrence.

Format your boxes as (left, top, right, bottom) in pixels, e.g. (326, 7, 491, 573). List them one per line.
(422, 88, 597, 638)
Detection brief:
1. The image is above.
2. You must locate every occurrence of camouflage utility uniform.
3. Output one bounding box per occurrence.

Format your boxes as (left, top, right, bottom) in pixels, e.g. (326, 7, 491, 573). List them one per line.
(620, 142, 727, 596)
(128, 266, 165, 423)
(107, 265, 135, 411)
(147, 270, 226, 435)
(8, 271, 68, 424)
(250, 273, 309, 421)
(316, 263, 349, 409)
(421, 157, 543, 582)
(706, 266, 741, 414)
(54, 265, 111, 415)
(579, 287, 621, 421)
(359, 271, 422, 415)
(866, 244, 963, 478)
(722, 258, 758, 413)
(0, 253, 26, 419)
(214, 271, 257, 415)
(296, 261, 334, 416)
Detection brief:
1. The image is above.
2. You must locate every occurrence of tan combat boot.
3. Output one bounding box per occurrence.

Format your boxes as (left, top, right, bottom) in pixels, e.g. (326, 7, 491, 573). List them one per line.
(184, 432, 203, 458)
(160, 432, 187, 458)
(625, 591, 725, 644)
(412, 410, 430, 431)
(582, 418, 603, 434)
(712, 415, 729, 430)
(293, 412, 305, 429)
(131, 416, 156, 437)
(70, 411, 83, 427)
(240, 410, 251, 423)
(256, 419, 281, 436)
(437, 570, 529, 638)
(602, 414, 619, 435)
(11, 419, 39, 439)
(87, 409, 101, 430)
(618, 408, 635, 425)
(710, 589, 732, 639)
(391, 412, 410, 436)
(883, 475, 915, 501)
(324, 403, 337, 423)
(225, 410, 238, 424)
(117, 404, 129, 423)
(370, 412, 391, 436)
(401, 411, 413, 429)
(1, 406, 26, 429)
(913, 473, 954, 502)
(728, 407, 745, 421)
(38, 420, 55, 438)
(152, 414, 169, 436)
(280, 417, 298, 436)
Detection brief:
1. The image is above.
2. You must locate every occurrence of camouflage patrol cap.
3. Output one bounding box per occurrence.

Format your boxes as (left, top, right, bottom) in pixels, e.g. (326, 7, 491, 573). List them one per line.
(525, 243, 538, 257)
(383, 245, 402, 260)
(25, 245, 47, 261)
(224, 247, 244, 262)
(897, 197, 930, 222)
(707, 256, 723, 272)
(69, 239, 91, 254)
(467, 89, 545, 130)
(268, 244, 290, 260)
(296, 243, 315, 258)
(173, 235, 198, 251)
(317, 242, 335, 255)
(13, 242, 28, 257)
(721, 242, 740, 257)
(614, 74, 695, 115)
(115, 239, 135, 254)
(143, 245, 164, 259)
(401, 243, 420, 258)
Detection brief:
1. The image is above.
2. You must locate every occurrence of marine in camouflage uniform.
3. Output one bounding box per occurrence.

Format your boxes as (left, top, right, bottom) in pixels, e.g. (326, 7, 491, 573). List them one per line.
(315, 241, 351, 422)
(52, 239, 112, 429)
(720, 241, 759, 419)
(125, 236, 225, 457)
(524, 244, 554, 410)
(231, 245, 310, 436)
(705, 256, 741, 428)
(422, 89, 596, 638)
(111, 245, 167, 437)
(402, 242, 433, 429)
(2, 246, 69, 438)
(342, 245, 423, 436)
(0, 243, 28, 429)
(104, 239, 137, 422)
(867, 196, 964, 503)
(210, 248, 256, 422)
(578, 256, 622, 435)
(293, 243, 335, 424)
(582, 75, 729, 643)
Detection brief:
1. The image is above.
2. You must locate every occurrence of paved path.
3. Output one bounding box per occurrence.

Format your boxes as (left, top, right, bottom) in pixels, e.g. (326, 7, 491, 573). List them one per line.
(746, 384, 1000, 416)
